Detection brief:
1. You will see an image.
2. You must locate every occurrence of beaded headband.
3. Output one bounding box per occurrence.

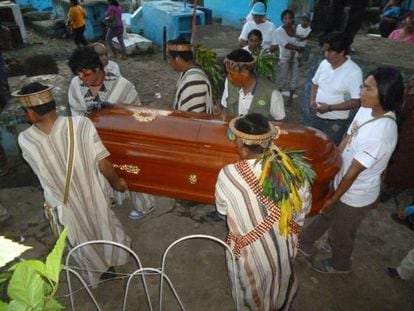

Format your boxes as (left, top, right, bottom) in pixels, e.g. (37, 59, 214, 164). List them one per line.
(223, 56, 257, 71)
(228, 116, 279, 145)
(12, 85, 54, 108)
(167, 43, 193, 52)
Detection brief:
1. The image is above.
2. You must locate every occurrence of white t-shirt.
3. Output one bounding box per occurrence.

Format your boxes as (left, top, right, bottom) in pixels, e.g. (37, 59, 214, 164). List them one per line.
(275, 26, 297, 62)
(243, 45, 253, 54)
(334, 107, 398, 207)
(240, 20, 277, 50)
(312, 57, 363, 120)
(245, 10, 254, 23)
(221, 78, 286, 121)
(105, 60, 121, 77)
(295, 24, 311, 47)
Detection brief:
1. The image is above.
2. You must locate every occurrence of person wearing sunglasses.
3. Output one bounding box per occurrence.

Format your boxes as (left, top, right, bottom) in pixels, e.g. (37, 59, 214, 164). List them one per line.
(68, 46, 140, 116)
(221, 48, 285, 121)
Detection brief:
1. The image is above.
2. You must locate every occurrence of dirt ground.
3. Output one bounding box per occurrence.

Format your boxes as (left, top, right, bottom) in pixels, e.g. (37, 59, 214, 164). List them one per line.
(1, 24, 414, 310)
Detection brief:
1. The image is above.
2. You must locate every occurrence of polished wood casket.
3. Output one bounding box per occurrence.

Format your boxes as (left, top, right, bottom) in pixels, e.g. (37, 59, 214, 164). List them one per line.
(90, 105, 341, 215)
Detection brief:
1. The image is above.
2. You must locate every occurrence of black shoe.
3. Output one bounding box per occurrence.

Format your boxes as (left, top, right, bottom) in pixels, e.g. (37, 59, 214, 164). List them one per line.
(205, 211, 226, 222)
(100, 266, 116, 280)
(387, 267, 401, 279)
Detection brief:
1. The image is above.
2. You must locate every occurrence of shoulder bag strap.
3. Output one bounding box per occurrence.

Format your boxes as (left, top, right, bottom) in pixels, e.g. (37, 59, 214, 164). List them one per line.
(63, 117, 75, 205)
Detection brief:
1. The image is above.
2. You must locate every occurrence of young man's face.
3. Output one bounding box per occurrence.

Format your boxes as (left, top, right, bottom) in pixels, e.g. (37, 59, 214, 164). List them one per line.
(360, 75, 380, 109)
(282, 13, 294, 26)
(248, 35, 262, 52)
(253, 14, 265, 24)
(167, 52, 180, 72)
(323, 43, 346, 66)
(226, 68, 249, 87)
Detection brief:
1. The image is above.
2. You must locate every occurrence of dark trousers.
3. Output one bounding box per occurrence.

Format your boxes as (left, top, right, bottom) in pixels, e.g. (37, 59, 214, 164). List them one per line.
(72, 25, 88, 46)
(326, 0, 368, 46)
(301, 200, 370, 270)
(310, 116, 348, 146)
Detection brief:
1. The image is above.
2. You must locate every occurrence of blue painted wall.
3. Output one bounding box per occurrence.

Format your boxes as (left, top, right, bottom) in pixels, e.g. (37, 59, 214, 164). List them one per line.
(143, 1, 205, 46)
(204, 0, 315, 28)
(16, 0, 52, 11)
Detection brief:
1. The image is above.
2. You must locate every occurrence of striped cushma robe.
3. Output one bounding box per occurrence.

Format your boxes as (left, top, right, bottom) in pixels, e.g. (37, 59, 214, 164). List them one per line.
(68, 70, 140, 116)
(18, 116, 131, 284)
(174, 67, 214, 114)
(68, 72, 154, 213)
(215, 159, 311, 311)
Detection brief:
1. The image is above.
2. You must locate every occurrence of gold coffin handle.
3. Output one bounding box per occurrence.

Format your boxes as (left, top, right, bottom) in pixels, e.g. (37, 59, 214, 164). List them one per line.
(113, 164, 140, 175)
(188, 174, 198, 185)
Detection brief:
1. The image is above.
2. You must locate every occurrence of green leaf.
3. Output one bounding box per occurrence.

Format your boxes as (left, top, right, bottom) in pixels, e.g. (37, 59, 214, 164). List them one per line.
(0, 272, 11, 285)
(45, 228, 68, 283)
(4, 299, 32, 311)
(13, 260, 46, 278)
(0, 300, 8, 310)
(7, 265, 43, 309)
(44, 298, 64, 311)
(0, 237, 32, 268)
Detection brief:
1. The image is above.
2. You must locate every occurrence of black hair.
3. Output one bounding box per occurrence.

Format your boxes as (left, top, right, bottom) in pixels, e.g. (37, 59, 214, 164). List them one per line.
(281, 9, 294, 21)
(167, 36, 193, 62)
(225, 48, 255, 73)
(109, 0, 120, 6)
(301, 15, 310, 22)
(68, 46, 103, 75)
(368, 67, 404, 112)
(70, 0, 79, 5)
(401, 11, 414, 22)
(235, 113, 270, 153)
(19, 82, 56, 116)
(247, 29, 263, 41)
(226, 48, 255, 63)
(323, 31, 350, 55)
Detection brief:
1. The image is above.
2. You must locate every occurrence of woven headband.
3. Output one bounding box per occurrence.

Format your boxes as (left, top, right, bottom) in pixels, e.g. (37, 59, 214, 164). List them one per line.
(168, 43, 193, 52)
(228, 116, 278, 145)
(12, 85, 54, 108)
(223, 56, 257, 69)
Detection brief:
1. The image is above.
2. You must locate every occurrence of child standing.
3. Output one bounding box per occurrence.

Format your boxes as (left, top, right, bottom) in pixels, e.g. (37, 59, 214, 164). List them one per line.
(243, 29, 263, 54)
(276, 9, 303, 106)
(295, 15, 312, 66)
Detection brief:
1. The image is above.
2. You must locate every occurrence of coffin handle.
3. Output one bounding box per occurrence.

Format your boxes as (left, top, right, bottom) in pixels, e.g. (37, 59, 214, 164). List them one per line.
(113, 164, 141, 175)
(188, 174, 198, 185)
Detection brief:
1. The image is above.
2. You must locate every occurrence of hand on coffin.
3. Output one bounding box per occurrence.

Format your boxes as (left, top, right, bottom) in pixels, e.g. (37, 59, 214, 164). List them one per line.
(319, 196, 337, 215)
(111, 177, 129, 192)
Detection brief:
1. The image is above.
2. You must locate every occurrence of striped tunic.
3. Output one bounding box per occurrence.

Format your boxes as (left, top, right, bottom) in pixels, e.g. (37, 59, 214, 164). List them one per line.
(68, 71, 140, 116)
(174, 67, 213, 114)
(18, 116, 131, 284)
(215, 159, 311, 311)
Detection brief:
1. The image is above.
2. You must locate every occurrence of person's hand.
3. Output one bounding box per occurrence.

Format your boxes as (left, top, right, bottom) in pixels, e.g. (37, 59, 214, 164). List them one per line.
(398, 209, 408, 219)
(319, 196, 337, 214)
(310, 101, 318, 113)
(112, 177, 128, 192)
(317, 103, 330, 114)
(297, 46, 305, 53)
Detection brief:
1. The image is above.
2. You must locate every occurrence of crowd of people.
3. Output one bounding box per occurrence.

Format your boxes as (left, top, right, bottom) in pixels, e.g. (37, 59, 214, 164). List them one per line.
(2, 0, 414, 309)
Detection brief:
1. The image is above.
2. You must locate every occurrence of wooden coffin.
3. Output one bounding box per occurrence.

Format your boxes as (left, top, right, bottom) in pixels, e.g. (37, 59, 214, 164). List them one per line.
(90, 105, 341, 215)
